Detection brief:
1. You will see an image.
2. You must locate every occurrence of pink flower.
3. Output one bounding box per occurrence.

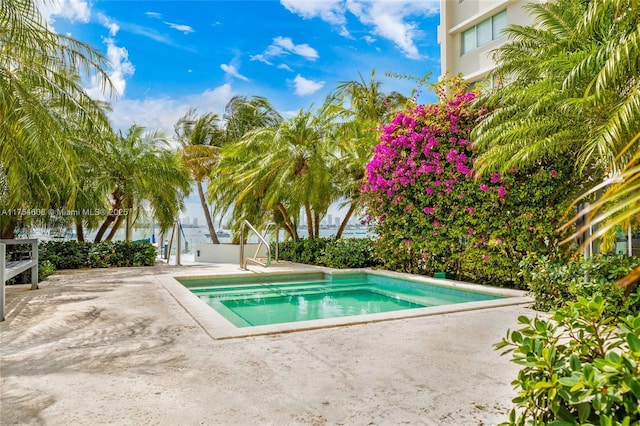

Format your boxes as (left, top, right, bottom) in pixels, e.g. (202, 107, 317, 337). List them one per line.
(490, 173, 503, 184)
(465, 207, 475, 214)
(550, 170, 557, 178)
(467, 228, 473, 235)
(425, 187, 433, 195)
(404, 240, 412, 246)
(497, 186, 507, 198)
(479, 183, 489, 192)
(495, 237, 502, 245)
(423, 207, 434, 214)
(482, 255, 490, 262)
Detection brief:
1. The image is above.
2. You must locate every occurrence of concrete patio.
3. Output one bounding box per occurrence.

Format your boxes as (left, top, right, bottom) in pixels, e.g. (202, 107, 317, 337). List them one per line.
(1, 263, 535, 425)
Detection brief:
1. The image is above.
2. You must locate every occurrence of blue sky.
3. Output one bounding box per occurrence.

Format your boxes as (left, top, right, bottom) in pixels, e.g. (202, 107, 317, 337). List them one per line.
(40, 0, 442, 224)
(42, 0, 442, 133)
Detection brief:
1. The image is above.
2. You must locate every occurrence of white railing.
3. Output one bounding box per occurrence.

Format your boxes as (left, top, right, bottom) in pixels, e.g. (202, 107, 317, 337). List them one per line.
(239, 220, 272, 270)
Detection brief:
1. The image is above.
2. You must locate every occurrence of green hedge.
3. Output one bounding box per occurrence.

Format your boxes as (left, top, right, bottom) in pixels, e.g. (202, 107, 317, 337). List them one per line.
(521, 254, 640, 316)
(275, 237, 379, 269)
(39, 240, 157, 270)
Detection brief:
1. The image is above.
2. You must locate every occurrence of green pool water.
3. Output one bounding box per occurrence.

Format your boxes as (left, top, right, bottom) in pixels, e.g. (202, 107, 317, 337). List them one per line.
(179, 272, 504, 328)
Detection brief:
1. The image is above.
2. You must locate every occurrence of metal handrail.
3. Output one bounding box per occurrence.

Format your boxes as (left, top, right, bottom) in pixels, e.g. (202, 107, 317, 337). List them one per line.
(239, 220, 272, 270)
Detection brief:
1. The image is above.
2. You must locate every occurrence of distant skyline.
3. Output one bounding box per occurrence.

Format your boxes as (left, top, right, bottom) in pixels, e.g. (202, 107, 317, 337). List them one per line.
(40, 0, 443, 225)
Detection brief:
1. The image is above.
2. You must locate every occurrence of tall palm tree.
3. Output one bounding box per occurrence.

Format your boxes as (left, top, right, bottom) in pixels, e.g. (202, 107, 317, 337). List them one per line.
(472, 0, 640, 250)
(175, 110, 224, 244)
(0, 0, 114, 237)
(329, 70, 407, 237)
(226, 107, 335, 240)
(209, 96, 282, 237)
(94, 125, 190, 242)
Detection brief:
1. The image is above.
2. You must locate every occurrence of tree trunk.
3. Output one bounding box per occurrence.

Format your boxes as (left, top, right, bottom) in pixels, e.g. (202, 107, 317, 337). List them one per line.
(198, 181, 220, 244)
(0, 216, 18, 239)
(277, 203, 297, 240)
(304, 203, 314, 239)
(106, 214, 125, 241)
(336, 203, 357, 239)
(94, 216, 114, 242)
(313, 211, 320, 239)
(75, 218, 85, 242)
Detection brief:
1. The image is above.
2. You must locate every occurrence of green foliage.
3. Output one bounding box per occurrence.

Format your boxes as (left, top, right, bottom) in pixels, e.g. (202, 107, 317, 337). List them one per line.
(496, 296, 640, 425)
(275, 237, 379, 269)
(38, 260, 56, 281)
(39, 240, 156, 269)
(276, 238, 332, 265)
(39, 241, 92, 269)
(362, 78, 579, 288)
(523, 254, 640, 316)
(320, 238, 378, 269)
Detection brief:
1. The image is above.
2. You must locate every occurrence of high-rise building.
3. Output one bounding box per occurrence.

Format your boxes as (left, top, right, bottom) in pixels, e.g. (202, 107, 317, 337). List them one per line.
(193, 218, 199, 227)
(438, 0, 542, 83)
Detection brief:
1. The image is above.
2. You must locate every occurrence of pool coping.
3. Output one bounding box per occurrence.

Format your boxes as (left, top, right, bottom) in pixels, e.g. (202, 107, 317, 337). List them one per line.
(157, 265, 533, 339)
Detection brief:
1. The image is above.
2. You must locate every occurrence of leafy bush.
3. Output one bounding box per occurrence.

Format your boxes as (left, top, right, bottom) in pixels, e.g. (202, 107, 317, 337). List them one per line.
(361, 78, 581, 288)
(39, 240, 157, 269)
(277, 237, 329, 265)
(275, 237, 379, 269)
(38, 260, 56, 281)
(39, 240, 91, 269)
(522, 254, 640, 316)
(320, 238, 378, 268)
(496, 296, 640, 425)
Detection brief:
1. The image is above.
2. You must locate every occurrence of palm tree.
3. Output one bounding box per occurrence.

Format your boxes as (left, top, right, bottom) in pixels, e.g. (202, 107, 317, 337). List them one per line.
(94, 125, 191, 242)
(227, 107, 335, 240)
(0, 0, 113, 237)
(329, 70, 407, 237)
(209, 96, 283, 237)
(472, 0, 640, 248)
(175, 110, 224, 244)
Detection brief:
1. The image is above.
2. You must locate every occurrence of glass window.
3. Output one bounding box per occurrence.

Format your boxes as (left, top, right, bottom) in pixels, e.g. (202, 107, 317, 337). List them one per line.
(462, 27, 476, 54)
(476, 18, 492, 47)
(492, 9, 507, 39)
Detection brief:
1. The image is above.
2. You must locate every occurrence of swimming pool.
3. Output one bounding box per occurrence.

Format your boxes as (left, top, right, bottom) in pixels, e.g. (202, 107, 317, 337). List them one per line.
(177, 271, 511, 329)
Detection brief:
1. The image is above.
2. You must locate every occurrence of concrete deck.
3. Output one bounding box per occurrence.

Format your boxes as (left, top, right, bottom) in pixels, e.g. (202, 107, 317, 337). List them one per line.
(1, 262, 536, 425)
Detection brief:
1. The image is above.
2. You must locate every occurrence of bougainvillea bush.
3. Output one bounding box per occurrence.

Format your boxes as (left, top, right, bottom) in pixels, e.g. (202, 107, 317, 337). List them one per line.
(362, 79, 580, 288)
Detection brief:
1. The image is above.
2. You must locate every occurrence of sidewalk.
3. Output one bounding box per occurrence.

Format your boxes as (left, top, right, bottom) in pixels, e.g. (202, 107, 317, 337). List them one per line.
(1, 264, 534, 425)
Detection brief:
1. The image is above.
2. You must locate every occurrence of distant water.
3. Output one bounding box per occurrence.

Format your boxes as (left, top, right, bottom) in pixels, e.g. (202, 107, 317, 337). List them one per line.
(75, 225, 374, 255)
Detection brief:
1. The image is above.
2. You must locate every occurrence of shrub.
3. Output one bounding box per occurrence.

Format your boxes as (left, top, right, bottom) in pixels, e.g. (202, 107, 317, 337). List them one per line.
(276, 237, 331, 265)
(38, 260, 56, 281)
(320, 238, 378, 268)
(275, 237, 380, 269)
(39, 240, 157, 269)
(523, 254, 640, 316)
(39, 240, 91, 269)
(496, 296, 640, 425)
(361, 78, 581, 288)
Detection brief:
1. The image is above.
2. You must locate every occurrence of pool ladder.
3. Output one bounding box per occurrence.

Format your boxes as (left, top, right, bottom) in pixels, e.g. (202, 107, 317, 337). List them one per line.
(239, 220, 278, 270)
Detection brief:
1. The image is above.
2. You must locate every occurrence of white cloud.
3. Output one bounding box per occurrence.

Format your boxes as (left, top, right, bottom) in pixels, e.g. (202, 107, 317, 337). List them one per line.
(249, 54, 273, 65)
(164, 21, 195, 34)
(145, 11, 162, 19)
(38, 0, 90, 27)
(220, 64, 249, 81)
(108, 84, 234, 133)
(98, 13, 119, 36)
(281, 0, 439, 60)
(273, 36, 319, 60)
(280, 0, 346, 25)
(363, 35, 376, 43)
(255, 36, 319, 66)
(278, 63, 293, 72)
(293, 74, 324, 96)
(85, 37, 134, 101)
